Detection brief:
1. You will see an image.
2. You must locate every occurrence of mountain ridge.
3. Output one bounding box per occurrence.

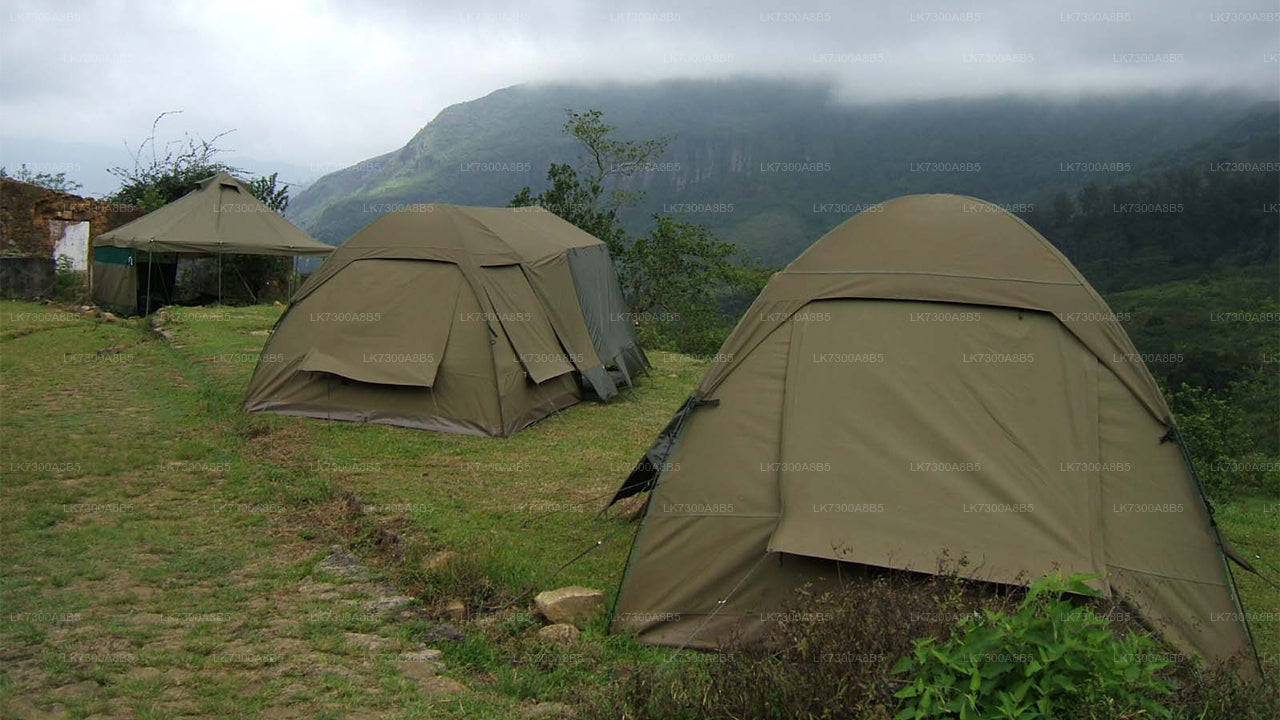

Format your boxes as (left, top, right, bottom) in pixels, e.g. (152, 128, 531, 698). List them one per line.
(289, 79, 1273, 264)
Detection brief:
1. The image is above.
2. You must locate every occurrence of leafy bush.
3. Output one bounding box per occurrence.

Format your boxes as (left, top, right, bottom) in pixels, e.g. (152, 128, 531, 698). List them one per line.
(617, 215, 770, 357)
(590, 567, 1024, 719)
(1164, 379, 1280, 498)
(891, 572, 1172, 720)
(589, 569, 1275, 720)
(1167, 664, 1280, 720)
(53, 254, 85, 302)
(512, 108, 772, 357)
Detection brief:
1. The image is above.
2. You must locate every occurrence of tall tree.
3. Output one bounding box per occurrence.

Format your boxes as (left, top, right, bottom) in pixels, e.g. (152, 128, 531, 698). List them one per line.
(510, 109, 669, 254)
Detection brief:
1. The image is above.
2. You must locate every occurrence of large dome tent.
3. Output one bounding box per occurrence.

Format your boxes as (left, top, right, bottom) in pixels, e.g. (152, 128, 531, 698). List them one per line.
(608, 194, 1260, 675)
(244, 204, 646, 437)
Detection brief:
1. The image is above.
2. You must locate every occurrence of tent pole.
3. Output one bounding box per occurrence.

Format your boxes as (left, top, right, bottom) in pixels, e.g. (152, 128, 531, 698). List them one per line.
(144, 248, 153, 315)
(218, 253, 222, 306)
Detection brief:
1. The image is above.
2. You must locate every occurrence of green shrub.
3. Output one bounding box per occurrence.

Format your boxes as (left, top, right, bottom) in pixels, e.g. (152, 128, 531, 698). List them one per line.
(891, 572, 1172, 720)
(591, 569, 1274, 720)
(590, 568, 1023, 719)
(1164, 379, 1279, 498)
(633, 301, 736, 360)
(53, 254, 85, 302)
(1168, 663, 1280, 720)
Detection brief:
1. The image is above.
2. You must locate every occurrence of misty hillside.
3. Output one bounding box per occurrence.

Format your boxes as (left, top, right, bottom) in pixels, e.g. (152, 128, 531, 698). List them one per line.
(289, 79, 1269, 263)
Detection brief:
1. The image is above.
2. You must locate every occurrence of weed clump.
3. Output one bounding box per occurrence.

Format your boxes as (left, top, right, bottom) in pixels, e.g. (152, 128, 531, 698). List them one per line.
(589, 568, 1277, 720)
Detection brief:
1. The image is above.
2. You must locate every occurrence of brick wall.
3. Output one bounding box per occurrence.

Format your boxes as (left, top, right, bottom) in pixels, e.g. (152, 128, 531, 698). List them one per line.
(0, 178, 145, 257)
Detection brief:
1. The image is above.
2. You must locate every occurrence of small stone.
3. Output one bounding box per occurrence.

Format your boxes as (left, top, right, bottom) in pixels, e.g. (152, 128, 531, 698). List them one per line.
(342, 632, 386, 651)
(0, 645, 33, 661)
(522, 701, 577, 719)
(124, 667, 161, 683)
(533, 587, 604, 629)
(364, 594, 415, 613)
(129, 612, 168, 626)
(537, 623, 579, 646)
(101, 312, 117, 323)
(415, 675, 465, 695)
(8, 698, 68, 720)
(398, 648, 442, 662)
(424, 623, 464, 642)
(395, 648, 446, 683)
(51, 680, 99, 698)
(315, 548, 373, 582)
(395, 659, 440, 682)
(442, 599, 466, 622)
(422, 551, 455, 571)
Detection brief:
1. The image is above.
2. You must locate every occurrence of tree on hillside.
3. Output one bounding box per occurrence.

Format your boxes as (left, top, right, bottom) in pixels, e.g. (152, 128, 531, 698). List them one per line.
(0, 164, 83, 193)
(510, 109, 669, 253)
(512, 108, 772, 356)
(620, 215, 772, 353)
(245, 172, 289, 213)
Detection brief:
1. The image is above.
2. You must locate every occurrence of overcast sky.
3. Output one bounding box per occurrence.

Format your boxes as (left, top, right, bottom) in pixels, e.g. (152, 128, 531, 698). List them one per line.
(1, 0, 1277, 195)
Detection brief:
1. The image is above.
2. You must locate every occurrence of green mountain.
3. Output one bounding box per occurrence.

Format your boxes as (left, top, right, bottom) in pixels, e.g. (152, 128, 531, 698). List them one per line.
(289, 79, 1267, 264)
(1020, 102, 1279, 293)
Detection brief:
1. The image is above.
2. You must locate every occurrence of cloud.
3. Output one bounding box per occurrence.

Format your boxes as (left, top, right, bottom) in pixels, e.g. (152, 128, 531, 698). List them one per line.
(1, 0, 1276, 193)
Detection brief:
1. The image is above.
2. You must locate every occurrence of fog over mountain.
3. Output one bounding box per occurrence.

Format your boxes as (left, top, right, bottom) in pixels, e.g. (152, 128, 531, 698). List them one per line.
(1, 0, 1277, 195)
(286, 80, 1275, 263)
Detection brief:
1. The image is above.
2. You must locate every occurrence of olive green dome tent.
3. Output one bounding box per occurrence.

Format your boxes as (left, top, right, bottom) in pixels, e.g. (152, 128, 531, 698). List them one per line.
(609, 194, 1259, 675)
(91, 172, 334, 315)
(244, 204, 647, 437)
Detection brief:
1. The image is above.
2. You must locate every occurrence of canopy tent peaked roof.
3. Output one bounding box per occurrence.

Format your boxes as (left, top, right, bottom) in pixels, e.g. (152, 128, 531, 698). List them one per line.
(93, 172, 333, 256)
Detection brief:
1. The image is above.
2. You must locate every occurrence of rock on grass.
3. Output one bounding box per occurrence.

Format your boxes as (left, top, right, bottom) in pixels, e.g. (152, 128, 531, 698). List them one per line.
(533, 587, 603, 629)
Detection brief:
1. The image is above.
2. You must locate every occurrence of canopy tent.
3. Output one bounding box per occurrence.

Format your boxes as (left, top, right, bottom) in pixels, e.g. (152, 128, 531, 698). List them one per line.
(609, 194, 1260, 676)
(244, 204, 647, 437)
(91, 172, 333, 314)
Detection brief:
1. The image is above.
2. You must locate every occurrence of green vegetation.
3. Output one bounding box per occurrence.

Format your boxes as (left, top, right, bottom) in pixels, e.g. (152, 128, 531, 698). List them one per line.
(509, 109, 669, 250)
(1099, 270, 1280, 499)
(1, 302, 1275, 718)
(52, 254, 86, 304)
(892, 572, 1172, 720)
(512, 109, 770, 357)
(620, 214, 770, 357)
(3, 81, 1277, 720)
(105, 112, 241, 212)
(0, 163, 83, 192)
(590, 569, 1277, 720)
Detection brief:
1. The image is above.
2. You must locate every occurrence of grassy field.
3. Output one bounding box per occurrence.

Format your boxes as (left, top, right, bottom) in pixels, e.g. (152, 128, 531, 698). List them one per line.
(1, 300, 1276, 719)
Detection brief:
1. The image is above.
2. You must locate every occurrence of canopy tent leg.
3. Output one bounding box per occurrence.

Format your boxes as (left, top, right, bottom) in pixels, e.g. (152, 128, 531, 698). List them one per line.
(231, 261, 257, 303)
(217, 253, 222, 306)
(144, 249, 153, 315)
